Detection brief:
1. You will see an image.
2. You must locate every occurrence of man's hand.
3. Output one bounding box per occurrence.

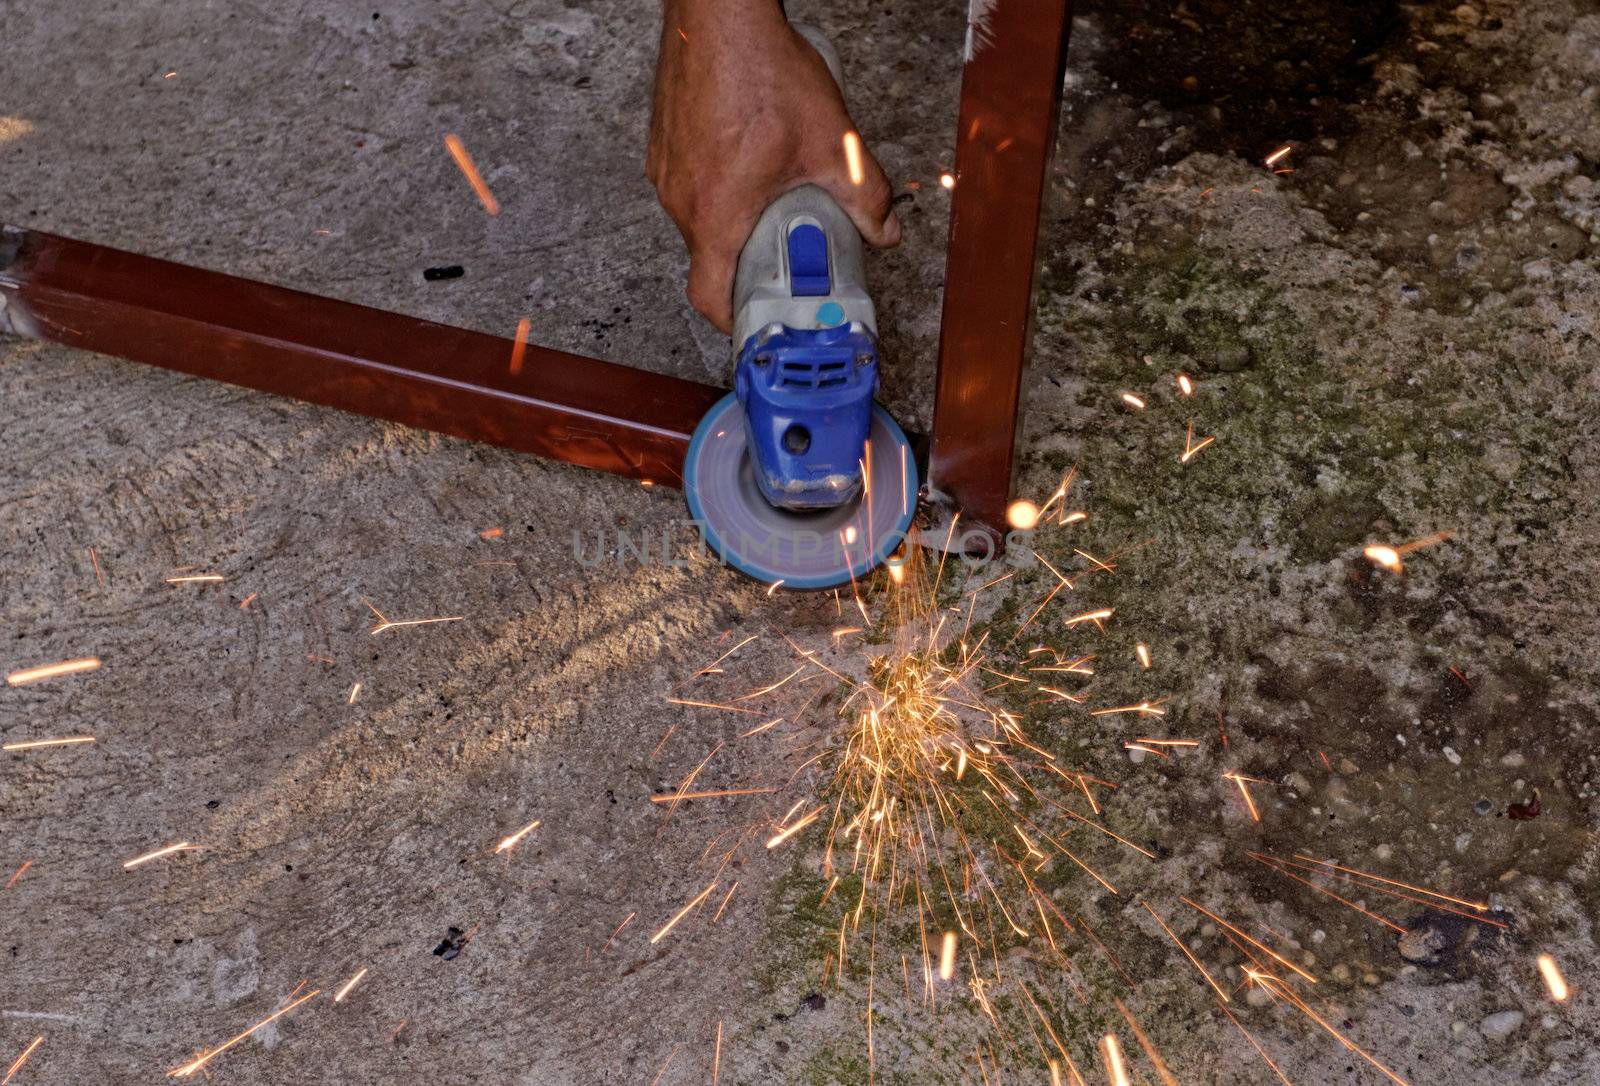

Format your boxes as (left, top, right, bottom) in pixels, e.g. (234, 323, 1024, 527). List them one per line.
(648, 1, 901, 333)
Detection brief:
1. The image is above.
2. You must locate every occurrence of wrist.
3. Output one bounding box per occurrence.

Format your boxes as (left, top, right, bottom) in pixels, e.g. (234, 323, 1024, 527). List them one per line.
(662, 0, 788, 39)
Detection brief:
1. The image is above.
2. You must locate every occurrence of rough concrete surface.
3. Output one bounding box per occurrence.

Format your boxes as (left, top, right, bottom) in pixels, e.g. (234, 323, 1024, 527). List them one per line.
(2, 0, 1598, 1082)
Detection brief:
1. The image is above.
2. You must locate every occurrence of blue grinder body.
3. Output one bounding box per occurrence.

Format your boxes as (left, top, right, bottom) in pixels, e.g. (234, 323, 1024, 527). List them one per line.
(733, 256, 880, 511)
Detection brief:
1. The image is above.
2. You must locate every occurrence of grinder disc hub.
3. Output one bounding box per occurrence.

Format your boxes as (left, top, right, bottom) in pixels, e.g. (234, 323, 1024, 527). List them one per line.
(684, 393, 917, 589)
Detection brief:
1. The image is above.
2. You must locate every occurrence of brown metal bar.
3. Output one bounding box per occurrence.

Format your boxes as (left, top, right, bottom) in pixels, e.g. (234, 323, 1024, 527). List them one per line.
(0, 225, 724, 487)
(929, 0, 1073, 534)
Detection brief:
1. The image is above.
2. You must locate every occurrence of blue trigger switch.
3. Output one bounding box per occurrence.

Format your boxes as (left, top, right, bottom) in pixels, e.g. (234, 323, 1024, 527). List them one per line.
(786, 223, 830, 296)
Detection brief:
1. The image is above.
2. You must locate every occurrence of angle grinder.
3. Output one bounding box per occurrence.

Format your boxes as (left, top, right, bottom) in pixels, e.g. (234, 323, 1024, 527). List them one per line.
(683, 25, 918, 589)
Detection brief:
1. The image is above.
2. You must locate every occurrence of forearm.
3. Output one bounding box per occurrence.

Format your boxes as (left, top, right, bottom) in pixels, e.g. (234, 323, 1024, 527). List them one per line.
(661, 0, 787, 44)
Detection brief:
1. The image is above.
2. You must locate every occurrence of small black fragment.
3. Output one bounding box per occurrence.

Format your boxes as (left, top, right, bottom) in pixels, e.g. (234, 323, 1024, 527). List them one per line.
(206, 799, 220, 809)
(434, 925, 467, 959)
(423, 265, 464, 281)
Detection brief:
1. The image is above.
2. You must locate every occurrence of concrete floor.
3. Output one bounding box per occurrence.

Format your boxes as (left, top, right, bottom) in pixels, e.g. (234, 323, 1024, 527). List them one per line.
(2, 0, 1598, 1082)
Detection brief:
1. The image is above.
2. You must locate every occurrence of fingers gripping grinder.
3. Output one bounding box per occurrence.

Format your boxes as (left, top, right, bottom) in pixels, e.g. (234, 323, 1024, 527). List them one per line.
(683, 25, 918, 589)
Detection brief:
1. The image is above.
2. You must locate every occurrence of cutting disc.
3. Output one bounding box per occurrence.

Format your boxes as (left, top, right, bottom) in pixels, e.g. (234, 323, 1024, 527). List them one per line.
(684, 392, 918, 589)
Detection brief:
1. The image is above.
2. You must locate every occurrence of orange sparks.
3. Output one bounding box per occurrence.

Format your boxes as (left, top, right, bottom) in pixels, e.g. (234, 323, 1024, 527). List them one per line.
(493, 818, 541, 854)
(479, 526, 505, 540)
(766, 579, 785, 595)
(1248, 972, 1408, 1085)
(1142, 900, 1229, 1001)
(123, 842, 203, 869)
(1362, 545, 1403, 573)
(165, 573, 224, 584)
(737, 717, 784, 739)
(88, 546, 106, 588)
(602, 912, 637, 951)
(1218, 1000, 1294, 1085)
(1064, 608, 1113, 628)
(5, 860, 33, 890)
(843, 131, 864, 186)
(1248, 853, 1405, 933)
(712, 882, 740, 922)
(238, 592, 257, 609)
(333, 968, 368, 1003)
(711, 1020, 724, 1085)
(1135, 643, 1152, 669)
(1180, 896, 1316, 983)
(765, 806, 823, 849)
(1091, 701, 1164, 718)
(1538, 954, 1570, 1001)
(365, 600, 464, 635)
(939, 931, 958, 980)
(2, 1036, 42, 1085)
(1074, 548, 1116, 574)
(1264, 144, 1293, 166)
(665, 697, 761, 716)
(443, 133, 500, 215)
(1224, 772, 1265, 821)
(648, 787, 776, 804)
(650, 1043, 681, 1086)
(650, 880, 718, 943)
(1115, 1000, 1178, 1086)
(2, 736, 95, 751)
(1289, 854, 1489, 913)
(1180, 420, 1215, 463)
(1176, 373, 1194, 396)
(6, 657, 101, 687)
(939, 172, 956, 189)
(1121, 392, 1146, 410)
(509, 317, 531, 376)
(1099, 1034, 1130, 1086)
(167, 988, 322, 1077)
(1133, 738, 1198, 748)
(1363, 531, 1452, 574)
(1007, 499, 1041, 530)
(346, 682, 362, 705)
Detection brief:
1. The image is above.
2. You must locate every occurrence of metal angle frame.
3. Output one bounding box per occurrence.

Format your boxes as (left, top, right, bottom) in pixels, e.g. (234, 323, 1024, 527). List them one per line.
(0, 1, 1072, 534)
(930, 0, 1074, 535)
(0, 227, 722, 487)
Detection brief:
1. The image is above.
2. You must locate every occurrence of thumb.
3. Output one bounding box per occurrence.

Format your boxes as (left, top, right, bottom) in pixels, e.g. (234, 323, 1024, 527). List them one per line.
(817, 132, 902, 249)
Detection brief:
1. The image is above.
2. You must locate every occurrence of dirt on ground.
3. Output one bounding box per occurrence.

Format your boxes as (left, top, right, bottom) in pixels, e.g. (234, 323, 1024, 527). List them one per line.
(1, 0, 1597, 1083)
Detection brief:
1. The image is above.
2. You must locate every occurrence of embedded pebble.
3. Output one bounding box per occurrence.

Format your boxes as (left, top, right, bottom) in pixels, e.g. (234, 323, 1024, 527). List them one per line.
(1479, 1010, 1525, 1042)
